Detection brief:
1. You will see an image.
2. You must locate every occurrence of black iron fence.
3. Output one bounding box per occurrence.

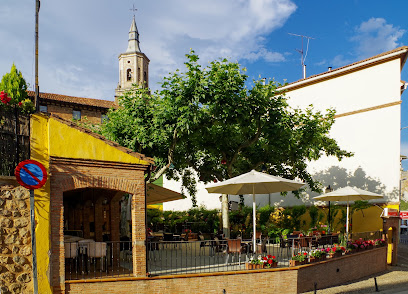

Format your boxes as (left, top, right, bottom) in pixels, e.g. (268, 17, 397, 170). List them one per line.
(64, 232, 382, 280)
(0, 107, 30, 176)
(65, 241, 132, 280)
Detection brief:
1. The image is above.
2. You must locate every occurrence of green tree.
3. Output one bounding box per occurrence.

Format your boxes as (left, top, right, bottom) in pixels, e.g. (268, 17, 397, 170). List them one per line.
(0, 63, 33, 113)
(101, 50, 352, 206)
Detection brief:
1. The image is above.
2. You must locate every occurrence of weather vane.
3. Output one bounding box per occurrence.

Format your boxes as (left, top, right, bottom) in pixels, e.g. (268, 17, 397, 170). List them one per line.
(130, 4, 137, 17)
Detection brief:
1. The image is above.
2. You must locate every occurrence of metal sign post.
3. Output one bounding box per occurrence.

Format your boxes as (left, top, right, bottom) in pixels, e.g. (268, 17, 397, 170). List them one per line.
(15, 159, 47, 294)
(30, 189, 38, 294)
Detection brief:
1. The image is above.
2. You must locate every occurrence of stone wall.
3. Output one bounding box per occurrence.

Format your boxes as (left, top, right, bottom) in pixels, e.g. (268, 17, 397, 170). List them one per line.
(0, 185, 33, 294)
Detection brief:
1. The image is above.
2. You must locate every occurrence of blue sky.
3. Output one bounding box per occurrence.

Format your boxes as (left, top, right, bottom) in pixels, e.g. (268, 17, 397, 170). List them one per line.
(1, 0, 408, 169)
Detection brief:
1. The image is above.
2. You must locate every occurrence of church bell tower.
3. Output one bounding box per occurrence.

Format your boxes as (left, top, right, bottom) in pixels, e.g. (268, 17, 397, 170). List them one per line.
(115, 16, 150, 104)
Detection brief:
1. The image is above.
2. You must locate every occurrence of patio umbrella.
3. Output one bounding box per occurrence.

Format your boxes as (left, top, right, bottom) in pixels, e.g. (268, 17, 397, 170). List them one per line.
(313, 186, 383, 240)
(205, 170, 305, 253)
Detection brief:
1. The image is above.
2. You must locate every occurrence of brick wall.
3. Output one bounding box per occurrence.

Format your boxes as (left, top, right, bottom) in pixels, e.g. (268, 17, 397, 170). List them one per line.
(65, 247, 387, 294)
(0, 185, 34, 294)
(45, 104, 105, 125)
(49, 157, 147, 293)
(297, 247, 387, 292)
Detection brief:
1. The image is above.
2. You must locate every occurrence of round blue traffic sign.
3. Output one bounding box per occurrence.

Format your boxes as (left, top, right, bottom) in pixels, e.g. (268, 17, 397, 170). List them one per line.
(15, 160, 47, 190)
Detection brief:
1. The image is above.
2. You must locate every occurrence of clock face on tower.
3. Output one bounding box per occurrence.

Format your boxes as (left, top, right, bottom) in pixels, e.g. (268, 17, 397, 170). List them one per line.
(130, 33, 134, 39)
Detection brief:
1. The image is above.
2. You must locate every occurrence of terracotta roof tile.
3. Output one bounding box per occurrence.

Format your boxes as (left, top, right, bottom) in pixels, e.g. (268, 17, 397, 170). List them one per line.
(283, 46, 408, 90)
(27, 91, 117, 109)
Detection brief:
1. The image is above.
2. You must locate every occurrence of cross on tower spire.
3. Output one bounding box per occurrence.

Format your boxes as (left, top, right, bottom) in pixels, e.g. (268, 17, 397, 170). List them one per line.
(129, 4, 137, 17)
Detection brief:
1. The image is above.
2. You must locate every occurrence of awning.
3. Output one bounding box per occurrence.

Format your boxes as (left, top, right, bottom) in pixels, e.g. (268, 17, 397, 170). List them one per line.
(146, 183, 184, 205)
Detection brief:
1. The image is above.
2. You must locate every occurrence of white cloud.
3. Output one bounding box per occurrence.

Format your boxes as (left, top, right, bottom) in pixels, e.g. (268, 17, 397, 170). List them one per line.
(330, 55, 353, 68)
(1, 0, 296, 99)
(351, 18, 405, 59)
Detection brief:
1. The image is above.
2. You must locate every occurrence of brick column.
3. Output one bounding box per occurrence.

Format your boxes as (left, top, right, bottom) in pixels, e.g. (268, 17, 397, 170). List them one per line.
(94, 197, 104, 242)
(132, 181, 146, 277)
(382, 215, 400, 265)
(110, 193, 122, 267)
(83, 200, 92, 239)
(50, 190, 65, 293)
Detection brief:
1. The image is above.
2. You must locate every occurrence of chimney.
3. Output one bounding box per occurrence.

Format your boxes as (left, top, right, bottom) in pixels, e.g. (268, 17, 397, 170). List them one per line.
(328, 66, 332, 71)
(303, 64, 306, 79)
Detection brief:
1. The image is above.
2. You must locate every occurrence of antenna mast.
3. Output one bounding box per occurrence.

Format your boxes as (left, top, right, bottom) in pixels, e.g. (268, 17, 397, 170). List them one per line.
(288, 33, 314, 79)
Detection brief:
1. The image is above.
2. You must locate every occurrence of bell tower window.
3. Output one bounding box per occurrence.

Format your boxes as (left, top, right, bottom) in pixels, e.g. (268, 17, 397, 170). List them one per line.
(126, 69, 132, 81)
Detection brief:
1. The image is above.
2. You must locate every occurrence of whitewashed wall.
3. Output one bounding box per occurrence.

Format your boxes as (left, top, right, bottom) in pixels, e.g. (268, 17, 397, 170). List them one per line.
(163, 58, 403, 211)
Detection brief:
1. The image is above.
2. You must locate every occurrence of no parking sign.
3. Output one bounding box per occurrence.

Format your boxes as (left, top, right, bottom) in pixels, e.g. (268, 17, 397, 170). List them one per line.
(15, 159, 47, 190)
(14, 159, 46, 294)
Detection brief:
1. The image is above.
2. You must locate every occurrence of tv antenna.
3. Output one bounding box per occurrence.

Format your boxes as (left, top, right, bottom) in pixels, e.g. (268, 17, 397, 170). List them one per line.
(288, 33, 315, 79)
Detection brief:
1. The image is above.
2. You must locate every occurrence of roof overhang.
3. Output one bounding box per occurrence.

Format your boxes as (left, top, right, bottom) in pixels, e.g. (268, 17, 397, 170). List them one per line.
(281, 46, 408, 92)
(146, 183, 184, 205)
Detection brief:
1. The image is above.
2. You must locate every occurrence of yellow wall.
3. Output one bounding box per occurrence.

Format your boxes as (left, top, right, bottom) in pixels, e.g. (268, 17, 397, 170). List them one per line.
(298, 203, 398, 235)
(31, 114, 52, 294)
(48, 118, 150, 165)
(30, 113, 150, 293)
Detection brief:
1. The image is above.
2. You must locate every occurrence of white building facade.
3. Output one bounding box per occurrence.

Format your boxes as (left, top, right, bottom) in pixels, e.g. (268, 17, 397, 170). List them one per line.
(163, 46, 408, 211)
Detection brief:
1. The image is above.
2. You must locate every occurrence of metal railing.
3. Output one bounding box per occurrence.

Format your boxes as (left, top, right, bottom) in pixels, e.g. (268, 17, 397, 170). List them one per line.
(65, 241, 132, 280)
(64, 233, 381, 279)
(0, 108, 30, 176)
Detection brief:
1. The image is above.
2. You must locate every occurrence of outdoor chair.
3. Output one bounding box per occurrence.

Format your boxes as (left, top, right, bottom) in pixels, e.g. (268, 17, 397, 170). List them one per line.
(213, 236, 227, 253)
(225, 239, 243, 265)
(331, 233, 340, 245)
(65, 242, 78, 259)
(256, 238, 268, 254)
(199, 234, 214, 256)
(88, 242, 107, 271)
(147, 236, 160, 261)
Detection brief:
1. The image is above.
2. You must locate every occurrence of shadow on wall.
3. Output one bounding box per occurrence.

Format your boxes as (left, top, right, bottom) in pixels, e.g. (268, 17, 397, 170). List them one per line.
(240, 166, 398, 208)
(311, 166, 398, 200)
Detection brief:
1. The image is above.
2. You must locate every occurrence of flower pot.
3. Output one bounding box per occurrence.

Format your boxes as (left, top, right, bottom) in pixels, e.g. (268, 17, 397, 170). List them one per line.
(319, 255, 326, 261)
(269, 261, 278, 268)
(309, 256, 317, 263)
(290, 260, 305, 267)
(329, 252, 342, 258)
(245, 262, 265, 270)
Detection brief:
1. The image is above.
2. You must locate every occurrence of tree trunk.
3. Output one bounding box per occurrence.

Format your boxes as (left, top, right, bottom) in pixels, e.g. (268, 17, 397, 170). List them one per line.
(221, 194, 230, 238)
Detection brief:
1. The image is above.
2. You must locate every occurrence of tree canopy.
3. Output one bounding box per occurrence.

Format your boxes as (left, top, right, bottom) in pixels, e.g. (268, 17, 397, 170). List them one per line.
(0, 63, 33, 113)
(101, 50, 352, 206)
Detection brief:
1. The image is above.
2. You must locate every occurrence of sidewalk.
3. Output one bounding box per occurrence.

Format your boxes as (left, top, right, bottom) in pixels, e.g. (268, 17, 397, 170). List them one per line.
(304, 243, 408, 293)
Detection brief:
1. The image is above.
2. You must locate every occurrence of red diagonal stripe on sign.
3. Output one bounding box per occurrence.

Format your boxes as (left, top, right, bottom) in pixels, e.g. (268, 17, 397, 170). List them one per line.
(21, 165, 41, 184)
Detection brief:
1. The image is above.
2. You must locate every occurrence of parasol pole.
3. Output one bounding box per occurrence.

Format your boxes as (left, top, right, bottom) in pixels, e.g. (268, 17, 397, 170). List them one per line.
(253, 185, 256, 254)
(346, 200, 350, 242)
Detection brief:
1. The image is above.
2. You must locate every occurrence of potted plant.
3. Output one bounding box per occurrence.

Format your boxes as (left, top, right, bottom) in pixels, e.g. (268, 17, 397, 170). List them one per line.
(264, 254, 278, 268)
(329, 245, 345, 258)
(309, 249, 326, 263)
(375, 239, 386, 247)
(290, 252, 308, 267)
(246, 255, 265, 270)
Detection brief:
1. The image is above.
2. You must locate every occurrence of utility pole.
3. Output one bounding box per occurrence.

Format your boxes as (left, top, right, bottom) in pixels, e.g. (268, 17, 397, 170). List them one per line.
(34, 0, 40, 112)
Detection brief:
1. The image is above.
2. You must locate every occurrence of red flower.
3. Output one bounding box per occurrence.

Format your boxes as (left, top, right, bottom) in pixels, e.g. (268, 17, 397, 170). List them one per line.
(18, 102, 23, 106)
(221, 159, 227, 165)
(267, 255, 272, 258)
(303, 252, 307, 256)
(268, 259, 273, 264)
(272, 256, 276, 259)
(263, 257, 267, 260)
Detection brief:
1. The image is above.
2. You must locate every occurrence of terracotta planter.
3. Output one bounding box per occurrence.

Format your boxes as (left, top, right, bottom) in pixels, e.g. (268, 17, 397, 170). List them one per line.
(310, 255, 326, 263)
(267, 261, 278, 268)
(329, 251, 342, 258)
(245, 263, 265, 270)
(289, 259, 305, 267)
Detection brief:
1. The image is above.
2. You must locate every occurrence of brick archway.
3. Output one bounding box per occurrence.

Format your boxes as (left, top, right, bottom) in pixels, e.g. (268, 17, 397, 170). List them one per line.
(49, 157, 148, 293)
